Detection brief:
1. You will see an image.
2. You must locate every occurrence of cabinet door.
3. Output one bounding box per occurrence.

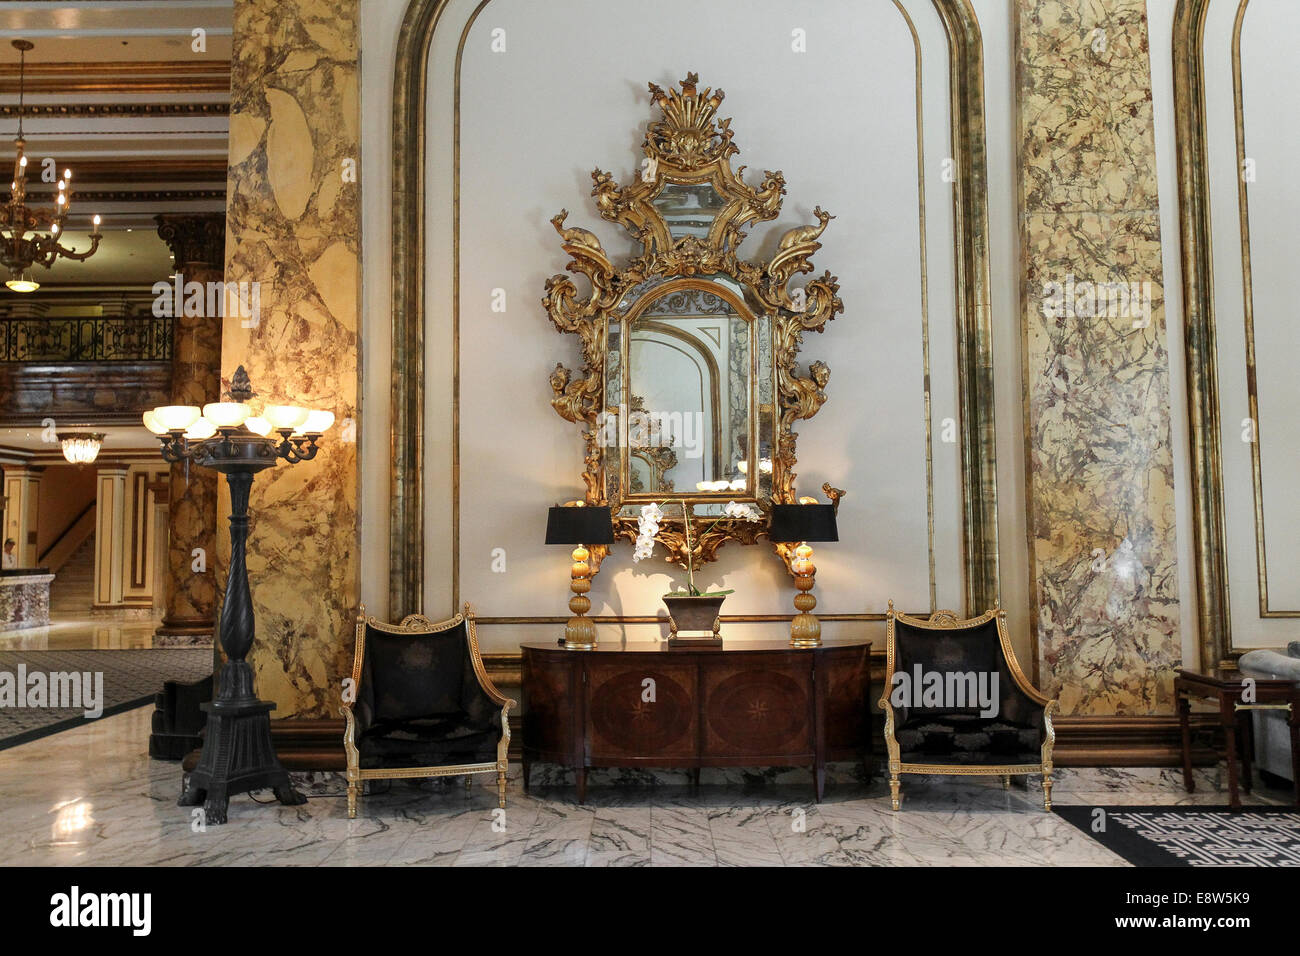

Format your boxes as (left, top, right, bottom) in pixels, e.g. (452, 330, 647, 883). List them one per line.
(586, 660, 698, 761)
(701, 656, 812, 759)
(522, 653, 578, 761)
(821, 646, 871, 755)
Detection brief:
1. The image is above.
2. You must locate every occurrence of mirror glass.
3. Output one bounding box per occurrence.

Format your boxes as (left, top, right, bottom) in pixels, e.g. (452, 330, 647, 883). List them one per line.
(620, 282, 756, 499)
(651, 182, 727, 240)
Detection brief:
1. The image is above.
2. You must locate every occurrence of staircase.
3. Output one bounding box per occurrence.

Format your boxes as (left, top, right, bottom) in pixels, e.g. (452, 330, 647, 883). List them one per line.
(49, 537, 96, 618)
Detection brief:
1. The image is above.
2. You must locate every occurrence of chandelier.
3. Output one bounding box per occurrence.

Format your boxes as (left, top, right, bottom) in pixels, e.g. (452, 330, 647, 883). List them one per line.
(59, 431, 104, 464)
(3, 39, 102, 293)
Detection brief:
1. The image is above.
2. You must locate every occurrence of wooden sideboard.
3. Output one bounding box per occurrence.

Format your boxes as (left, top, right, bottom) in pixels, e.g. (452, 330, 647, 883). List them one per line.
(521, 639, 872, 801)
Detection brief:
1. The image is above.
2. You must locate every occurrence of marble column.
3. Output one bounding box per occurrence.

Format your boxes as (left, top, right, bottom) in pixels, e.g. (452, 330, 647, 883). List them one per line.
(93, 463, 128, 607)
(2, 467, 42, 567)
(154, 214, 224, 640)
(221, 0, 361, 717)
(1016, 0, 1180, 715)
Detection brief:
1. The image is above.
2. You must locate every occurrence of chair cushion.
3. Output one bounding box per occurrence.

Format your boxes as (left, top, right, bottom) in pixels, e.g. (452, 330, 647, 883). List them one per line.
(897, 714, 1041, 766)
(358, 712, 499, 769)
(365, 626, 467, 722)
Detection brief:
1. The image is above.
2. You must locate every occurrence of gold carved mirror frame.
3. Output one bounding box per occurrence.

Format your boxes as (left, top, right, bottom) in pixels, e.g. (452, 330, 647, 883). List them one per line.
(544, 74, 844, 573)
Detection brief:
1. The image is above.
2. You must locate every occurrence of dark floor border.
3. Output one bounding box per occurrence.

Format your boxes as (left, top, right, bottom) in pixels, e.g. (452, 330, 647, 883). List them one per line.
(0, 695, 155, 753)
(1053, 804, 1300, 867)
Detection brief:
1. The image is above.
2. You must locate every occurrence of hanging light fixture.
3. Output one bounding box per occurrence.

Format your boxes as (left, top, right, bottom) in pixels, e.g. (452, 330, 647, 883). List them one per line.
(3, 39, 102, 293)
(58, 431, 104, 464)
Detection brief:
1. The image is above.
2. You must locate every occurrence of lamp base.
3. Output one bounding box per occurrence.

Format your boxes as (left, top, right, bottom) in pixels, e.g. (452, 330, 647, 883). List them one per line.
(563, 615, 597, 650)
(789, 611, 822, 648)
(177, 698, 306, 824)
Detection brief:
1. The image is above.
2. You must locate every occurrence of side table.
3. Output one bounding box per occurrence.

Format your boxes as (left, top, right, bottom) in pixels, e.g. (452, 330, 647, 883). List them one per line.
(1175, 667, 1300, 809)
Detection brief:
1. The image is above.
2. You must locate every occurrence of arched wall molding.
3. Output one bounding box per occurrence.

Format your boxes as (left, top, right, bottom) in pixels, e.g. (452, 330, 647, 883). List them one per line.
(1173, 0, 1297, 669)
(386, 0, 999, 620)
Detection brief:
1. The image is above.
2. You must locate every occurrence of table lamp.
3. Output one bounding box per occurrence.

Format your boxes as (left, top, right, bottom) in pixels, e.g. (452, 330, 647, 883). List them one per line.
(546, 504, 614, 649)
(768, 502, 839, 647)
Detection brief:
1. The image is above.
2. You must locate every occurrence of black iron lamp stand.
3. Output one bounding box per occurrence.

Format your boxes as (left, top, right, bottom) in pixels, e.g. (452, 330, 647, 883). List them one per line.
(150, 366, 330, 823)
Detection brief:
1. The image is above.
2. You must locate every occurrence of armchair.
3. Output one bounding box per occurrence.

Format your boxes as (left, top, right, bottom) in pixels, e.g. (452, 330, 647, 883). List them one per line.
(342, 603, 515, 818)
(879, 603, 1058, 811)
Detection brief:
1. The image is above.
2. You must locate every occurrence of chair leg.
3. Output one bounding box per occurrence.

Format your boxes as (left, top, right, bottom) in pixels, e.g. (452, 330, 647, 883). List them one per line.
(889, 773, 901, 811)
(347, 782, 358, 819)
(1042, 772, 1053, 811)
(497, 770, 507, 809)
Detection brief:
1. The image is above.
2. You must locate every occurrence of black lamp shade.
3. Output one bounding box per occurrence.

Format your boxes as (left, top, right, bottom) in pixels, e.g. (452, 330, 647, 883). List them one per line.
(768, 504, 838, 543)
(545, 505, 615, 545)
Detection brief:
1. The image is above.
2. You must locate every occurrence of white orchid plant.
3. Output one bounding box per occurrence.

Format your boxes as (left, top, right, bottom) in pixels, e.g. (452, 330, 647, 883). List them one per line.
(632, 499, 763, 597)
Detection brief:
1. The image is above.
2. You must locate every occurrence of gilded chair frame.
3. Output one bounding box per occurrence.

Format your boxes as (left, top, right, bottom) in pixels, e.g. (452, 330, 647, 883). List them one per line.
(879, 603, 1059, 811)
(342, 602, 515, 818)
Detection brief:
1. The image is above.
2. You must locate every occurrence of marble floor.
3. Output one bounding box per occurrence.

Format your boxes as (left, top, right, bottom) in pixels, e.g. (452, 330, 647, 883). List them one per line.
(0, 612, 165, 651)
(0, 706, 1290, 866)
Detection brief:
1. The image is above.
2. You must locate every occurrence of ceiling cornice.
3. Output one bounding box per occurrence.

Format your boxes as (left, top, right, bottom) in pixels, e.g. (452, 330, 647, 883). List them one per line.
(0, 102, 230, 119)
(0, 60, 231, 96)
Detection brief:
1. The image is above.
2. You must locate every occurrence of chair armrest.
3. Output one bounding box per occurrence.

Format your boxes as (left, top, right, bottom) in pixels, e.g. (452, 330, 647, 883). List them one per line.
(341, 703, 360, 773)
(878, 693, 901, 771)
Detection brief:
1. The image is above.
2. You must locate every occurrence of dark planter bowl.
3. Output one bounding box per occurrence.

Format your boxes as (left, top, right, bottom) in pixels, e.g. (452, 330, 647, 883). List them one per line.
(663, 593, 725, 646)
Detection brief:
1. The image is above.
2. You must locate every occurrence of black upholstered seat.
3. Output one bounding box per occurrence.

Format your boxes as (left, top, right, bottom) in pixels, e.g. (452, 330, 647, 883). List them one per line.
(342, 604, 514, 817)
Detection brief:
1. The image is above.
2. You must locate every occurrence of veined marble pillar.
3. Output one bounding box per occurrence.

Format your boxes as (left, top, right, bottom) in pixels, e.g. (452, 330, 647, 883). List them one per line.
(93, 463, 128, 607)
(221, 0, 361, 717)
(3, 467, 42, 567)
(154, 214, 224, 641)
(1016, 0, 1180, 714)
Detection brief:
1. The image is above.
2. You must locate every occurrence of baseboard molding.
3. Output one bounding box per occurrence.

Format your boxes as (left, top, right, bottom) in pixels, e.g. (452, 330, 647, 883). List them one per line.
(1054, 715, 1221, 768)
(236, 713, 1223, 774)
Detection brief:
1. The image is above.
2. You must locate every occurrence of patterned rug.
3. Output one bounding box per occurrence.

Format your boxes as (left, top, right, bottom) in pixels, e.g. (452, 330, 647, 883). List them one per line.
(1054, 805, 1300, 866)
(0, 649, 211, 751)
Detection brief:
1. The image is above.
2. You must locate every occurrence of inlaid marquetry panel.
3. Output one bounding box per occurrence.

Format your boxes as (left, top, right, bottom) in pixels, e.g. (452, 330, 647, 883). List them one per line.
(701, 659, 810, 758)
(587, 663, 697, 759)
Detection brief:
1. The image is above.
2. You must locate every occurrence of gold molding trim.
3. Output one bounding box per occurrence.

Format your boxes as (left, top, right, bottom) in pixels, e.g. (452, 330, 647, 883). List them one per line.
(0, 60, 231, 95)
(388, 0, 999, 619)
(1173, 0, 1232, 667)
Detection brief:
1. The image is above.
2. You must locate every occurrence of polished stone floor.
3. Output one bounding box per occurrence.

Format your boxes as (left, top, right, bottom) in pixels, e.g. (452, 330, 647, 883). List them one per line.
(0, 706, 1289, 866)
(0, 612, 164, 651)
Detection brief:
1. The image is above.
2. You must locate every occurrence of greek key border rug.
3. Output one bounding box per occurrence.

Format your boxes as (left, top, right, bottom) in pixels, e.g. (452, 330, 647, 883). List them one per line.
(1054, 805, 1300, 867)
(0, 649, 211, 751)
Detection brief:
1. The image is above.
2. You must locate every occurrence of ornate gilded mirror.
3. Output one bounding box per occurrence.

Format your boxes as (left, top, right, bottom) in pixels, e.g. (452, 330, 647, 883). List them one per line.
(545, 74, 844, 571)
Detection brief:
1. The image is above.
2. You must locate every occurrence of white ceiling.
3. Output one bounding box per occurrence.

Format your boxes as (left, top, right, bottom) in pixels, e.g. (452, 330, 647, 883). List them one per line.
(0, 422, 156, 454)
(0, 3, 233, 62)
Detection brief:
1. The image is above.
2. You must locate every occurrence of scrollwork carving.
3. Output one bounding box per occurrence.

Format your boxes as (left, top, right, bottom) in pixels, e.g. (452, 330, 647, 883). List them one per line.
(543, 74, 847, 571)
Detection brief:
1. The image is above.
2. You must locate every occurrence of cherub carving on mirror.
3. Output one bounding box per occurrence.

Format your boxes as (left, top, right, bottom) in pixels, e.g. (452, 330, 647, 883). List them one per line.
(544, 73, 845, 575)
